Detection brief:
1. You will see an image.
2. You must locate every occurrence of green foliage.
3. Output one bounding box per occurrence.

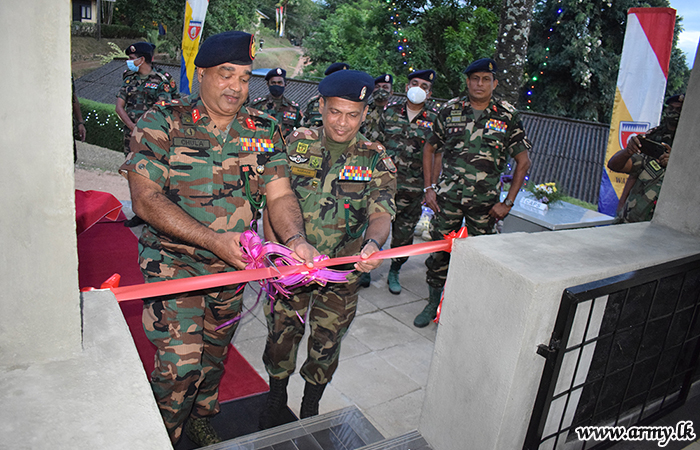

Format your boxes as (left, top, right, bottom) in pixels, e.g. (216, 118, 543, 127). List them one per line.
(101, 24, 143, 39)
(79, 99, 124, 152)
(98, 42, 124, 65)
(301, 0, 499, 98)
(523, 0, 691, 123)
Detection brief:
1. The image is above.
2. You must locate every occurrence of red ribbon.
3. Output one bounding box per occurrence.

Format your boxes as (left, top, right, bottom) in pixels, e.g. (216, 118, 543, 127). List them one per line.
(91, 227, 468, 302)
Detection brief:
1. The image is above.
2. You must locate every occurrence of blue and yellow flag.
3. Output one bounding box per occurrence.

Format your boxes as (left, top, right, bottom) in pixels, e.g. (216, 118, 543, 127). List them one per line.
(180, 0, 209, 95)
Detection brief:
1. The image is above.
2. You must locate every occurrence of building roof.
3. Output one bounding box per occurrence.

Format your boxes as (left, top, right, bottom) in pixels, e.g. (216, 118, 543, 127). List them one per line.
(75, 59, 610, 205)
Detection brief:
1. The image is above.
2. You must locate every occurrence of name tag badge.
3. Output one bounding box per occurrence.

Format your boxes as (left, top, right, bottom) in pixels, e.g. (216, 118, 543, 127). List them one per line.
(291, 166, 318, 177)
(339, 165, 372, 181)
(173, 137, 211, 149)
(450, 109, 462, 116)
(240, 137, 274, 152)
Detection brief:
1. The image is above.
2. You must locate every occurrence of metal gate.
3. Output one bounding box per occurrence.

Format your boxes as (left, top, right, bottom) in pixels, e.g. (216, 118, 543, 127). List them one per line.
(524, 254, 700, 450)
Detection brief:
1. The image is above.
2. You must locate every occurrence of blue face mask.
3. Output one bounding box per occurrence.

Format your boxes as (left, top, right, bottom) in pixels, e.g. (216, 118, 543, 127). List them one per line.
(126, 59, 140, 72)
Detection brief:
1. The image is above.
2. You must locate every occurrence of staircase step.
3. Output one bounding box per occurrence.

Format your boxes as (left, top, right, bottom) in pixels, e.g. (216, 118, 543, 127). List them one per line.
(206, 405, 384, 450)
(356, 430, 433, 450)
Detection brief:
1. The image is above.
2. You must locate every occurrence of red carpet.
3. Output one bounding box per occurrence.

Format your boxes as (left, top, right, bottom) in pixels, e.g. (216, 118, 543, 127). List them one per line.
(76, 190, 269, 402)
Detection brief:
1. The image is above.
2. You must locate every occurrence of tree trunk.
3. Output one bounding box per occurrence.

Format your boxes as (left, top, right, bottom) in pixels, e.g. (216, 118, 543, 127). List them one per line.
(495, 0, 536, 105)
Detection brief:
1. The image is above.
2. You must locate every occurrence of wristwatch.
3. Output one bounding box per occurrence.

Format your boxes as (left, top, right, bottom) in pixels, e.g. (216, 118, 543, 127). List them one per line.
(503, 198, 514, 207)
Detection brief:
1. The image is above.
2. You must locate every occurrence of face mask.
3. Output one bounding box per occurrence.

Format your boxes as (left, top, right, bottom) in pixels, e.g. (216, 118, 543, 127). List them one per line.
(269, 85, 285, 97)
(373, 88, 391, 103)
(126, 59, 140, 72)
(407, 86, 427, 104)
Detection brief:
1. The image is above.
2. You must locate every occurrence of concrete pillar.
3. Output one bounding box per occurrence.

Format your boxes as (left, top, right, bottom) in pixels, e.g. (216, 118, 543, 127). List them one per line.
(0, 1, 81, 365)
(420, 49, 700, 449)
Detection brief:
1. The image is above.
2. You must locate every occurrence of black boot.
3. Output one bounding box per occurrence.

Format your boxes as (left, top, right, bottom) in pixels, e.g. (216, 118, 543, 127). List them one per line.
(259, 377, 289, 430)
(300, 381, 327, 419)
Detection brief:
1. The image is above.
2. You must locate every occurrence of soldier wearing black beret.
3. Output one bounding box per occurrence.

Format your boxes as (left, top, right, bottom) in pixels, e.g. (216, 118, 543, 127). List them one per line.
(418, 56, 532, 327)
(260, 69, 396, 428)
(251, 67, 302, 138)
(116, 41, 178, 156)
(302, 62, 351, 127)
(122, 30, 316, 446)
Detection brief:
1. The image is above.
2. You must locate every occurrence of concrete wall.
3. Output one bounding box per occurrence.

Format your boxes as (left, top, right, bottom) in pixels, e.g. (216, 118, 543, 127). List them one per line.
(654, 43, 700, 236)
(420, 46, 700, 450)
(0, 0, 81, 365)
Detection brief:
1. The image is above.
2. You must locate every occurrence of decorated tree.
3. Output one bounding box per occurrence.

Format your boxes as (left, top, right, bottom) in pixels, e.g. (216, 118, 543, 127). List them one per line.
(522, 0, 690, 123)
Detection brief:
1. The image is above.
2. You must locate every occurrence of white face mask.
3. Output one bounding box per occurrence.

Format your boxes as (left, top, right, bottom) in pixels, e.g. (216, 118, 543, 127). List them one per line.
(407, 86, 427, 104)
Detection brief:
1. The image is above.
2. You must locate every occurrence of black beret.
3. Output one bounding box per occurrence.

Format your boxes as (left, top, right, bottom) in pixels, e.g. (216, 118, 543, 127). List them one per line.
(125, 42, 155, 57)
(266, 68, 286, 81)
(319, 70, 375, 102)
(194, 31, 255, 68)
(464, 58, 497, 75)
(324, 62, 350, 76)
(666, 94, 685, 104)
(408, 69, 436, 83)
(375, 74, 393, 85)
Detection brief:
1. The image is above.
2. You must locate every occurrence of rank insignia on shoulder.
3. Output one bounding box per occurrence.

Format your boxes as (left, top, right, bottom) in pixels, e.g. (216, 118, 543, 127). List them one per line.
(192, 109, 201, 123)
(381, 155, 397, 173)
(339, 165, 372, 181)
(246, 117, 256, 130)
(289, 154, 309, 164)
(485, 119, 507, 133)
(157, 100, 168, 106)
(240, 137, 274, 152)
(296, 142, 309, 154)
(171, 99, 181, 104)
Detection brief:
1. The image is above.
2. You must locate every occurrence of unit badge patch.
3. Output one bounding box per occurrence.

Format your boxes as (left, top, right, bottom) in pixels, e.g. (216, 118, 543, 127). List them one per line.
(296, 142, 309, 154)
(310, 156, 322, 169)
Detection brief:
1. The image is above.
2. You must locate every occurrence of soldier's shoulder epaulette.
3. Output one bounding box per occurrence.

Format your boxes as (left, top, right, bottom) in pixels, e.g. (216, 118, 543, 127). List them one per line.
(290, 99, 300, 108)
(247, 107, 276, 124)
(287, 127, 319, 143)
(154, 97, 189, 110)
(251, 96, 266, 104)
(498, 99, 517, 113)
(357, 139, 386, 153)
(386, 101, 401, 109)
(445, 96, 461, 106)
(122, 70, 135, 81)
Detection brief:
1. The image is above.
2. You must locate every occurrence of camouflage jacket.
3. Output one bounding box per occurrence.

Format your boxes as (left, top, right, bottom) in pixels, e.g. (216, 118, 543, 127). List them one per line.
(116, 67, 179, 124)
(250, 94, 302, 138)
(616, 124, 674, 223)
(121, 96, 288, 278)
(301, 95, 323, 128)
(362, 102, 384, 143)
(429, 96, 531, 205)
(285, 127, 397, 257)
(378, 100, 437, 193)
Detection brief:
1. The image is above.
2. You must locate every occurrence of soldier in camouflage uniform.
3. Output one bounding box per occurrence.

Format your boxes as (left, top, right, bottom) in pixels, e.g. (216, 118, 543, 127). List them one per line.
(608, 94, 684, 224)
(379, 69, 438, 295)
(362, 73, 393, 142)
(116, 41, 178, 155)
(250, 67, 302, 138)
(260, 70, 396, 428)
(120, 31, 317, 447)
(301, 62, 350, 128)
(419, 58, 531, 327)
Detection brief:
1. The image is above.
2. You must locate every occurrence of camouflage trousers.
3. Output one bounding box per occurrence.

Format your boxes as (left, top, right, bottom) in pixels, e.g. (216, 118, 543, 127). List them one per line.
(425, 197, 497, 288)
(123, 126, 134, 155)
(263, 272, 359, 385)
(143, 285, 243, 443)
(390, 190, 424, 269)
